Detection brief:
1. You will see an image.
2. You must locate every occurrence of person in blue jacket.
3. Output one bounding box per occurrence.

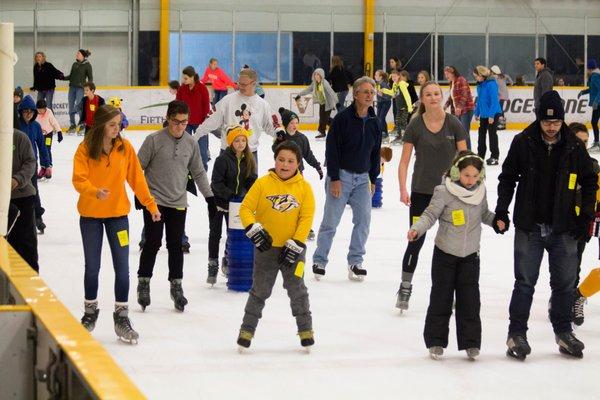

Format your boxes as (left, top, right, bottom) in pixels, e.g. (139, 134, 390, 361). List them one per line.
(579, 59, 600, 150)
(18, 95, 50, 234)
(473, 66, 502, 166)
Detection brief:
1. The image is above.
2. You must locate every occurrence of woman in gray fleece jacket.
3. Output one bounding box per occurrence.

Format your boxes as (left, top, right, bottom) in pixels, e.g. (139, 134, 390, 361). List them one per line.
(407, 151, 504, 360)
(295, 68, 338, 139)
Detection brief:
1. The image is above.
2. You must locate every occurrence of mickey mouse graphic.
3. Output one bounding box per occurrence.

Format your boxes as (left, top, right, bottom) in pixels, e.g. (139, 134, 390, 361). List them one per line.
(235, 103, 252, 131)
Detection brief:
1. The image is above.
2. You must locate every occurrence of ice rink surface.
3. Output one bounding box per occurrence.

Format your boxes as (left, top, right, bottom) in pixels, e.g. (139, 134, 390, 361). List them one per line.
(36, 128, 600, 399)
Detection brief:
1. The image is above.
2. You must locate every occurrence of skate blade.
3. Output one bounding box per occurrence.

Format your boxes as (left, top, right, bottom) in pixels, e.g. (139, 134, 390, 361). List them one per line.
(429, 353, 441, 360)
(347, 271, 364, 282)
(313, 274, 323, 281)
(559, 346, 583, 359)
(118, 336, 138, 345)
(238, 345, 250, 354)
(303, 345, 312, 354)
(140, 305, 147, 312)
(506, 349, 526, 361)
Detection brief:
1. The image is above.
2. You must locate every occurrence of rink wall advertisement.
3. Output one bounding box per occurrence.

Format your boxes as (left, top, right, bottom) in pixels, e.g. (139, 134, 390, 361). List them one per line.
(43, 86, 593, 129)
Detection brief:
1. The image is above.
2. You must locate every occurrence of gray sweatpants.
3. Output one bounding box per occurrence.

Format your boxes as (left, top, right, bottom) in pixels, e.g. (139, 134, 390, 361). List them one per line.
(241, 246, 312, 334)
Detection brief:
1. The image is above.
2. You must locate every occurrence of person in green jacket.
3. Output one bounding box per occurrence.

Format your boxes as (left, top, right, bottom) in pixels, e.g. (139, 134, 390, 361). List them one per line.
(64, 49, 93, 133)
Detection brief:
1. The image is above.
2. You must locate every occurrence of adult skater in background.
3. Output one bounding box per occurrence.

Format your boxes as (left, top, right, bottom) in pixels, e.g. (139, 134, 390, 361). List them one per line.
(201, 58, 237, 105)
(578, 59, 600, 150)
(295, 68, 338, 139)
(490, 65, 513, 130)
(193, 67, 285, 165)
(64, 49, 93, 134)
(136, 100, 214, 312)
(397, 82, 467, 311)
(311, 76, 382, 282)
(533, 57, 553, 112)
(444, 66, 474, 148)
(327, 55, 354, 112)
(473, 66, 502, 165)
(31, 51, 64, 111)
(494, 91, 597, 360)
(72, 105, 160, 344)
(176, 66, 211, 171)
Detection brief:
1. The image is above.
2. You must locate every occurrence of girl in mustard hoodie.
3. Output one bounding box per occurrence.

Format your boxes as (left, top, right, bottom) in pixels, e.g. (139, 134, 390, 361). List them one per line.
(72, 105, 160, 344)
(237, 141, 315, 351)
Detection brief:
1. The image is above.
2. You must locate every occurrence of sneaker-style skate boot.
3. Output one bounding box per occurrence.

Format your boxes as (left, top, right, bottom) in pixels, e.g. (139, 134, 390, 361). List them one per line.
(556, 332, 584, 358)
(506, 334, 531, 360)
(348, 264, 367, 282)
(207, 259, 219, 286)
(396, 281, 413, 312)
(237, 330, 253, 352)
(113, 305, 139, 344)
(466, 348, 480, 360)
(81, 301, 99, 332)
(572, 290, 586, 326)
(170, 279, 188, 312)
(429, 346, 443, 360)
(137, 277, 151, 311)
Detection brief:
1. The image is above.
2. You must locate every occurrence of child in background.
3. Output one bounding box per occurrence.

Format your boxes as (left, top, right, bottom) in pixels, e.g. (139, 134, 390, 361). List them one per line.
(408, 151, 503, 360)
(35, 99, 62, 179)
(208, 126, 257, 285)
(237, 141, 315, 351)
(390, 69, 414, 145)
(169, 80, 180, 95)
(571, 122, 600, 327)
(375, 70, 393, 143)
(295, 68, 338, 139)
(107, 97, 129, 131)
(80, 82, 106, 135)
(13, 86, 24, 129)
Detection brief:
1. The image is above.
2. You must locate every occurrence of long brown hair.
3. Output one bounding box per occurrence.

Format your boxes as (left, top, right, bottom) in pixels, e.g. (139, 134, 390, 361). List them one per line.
(417, 81, 442, 115)
(83, 105, 123, 160)
(228, 136, 256, 178)
(330, 55, 343, 71)
(182, 65, 200, 84)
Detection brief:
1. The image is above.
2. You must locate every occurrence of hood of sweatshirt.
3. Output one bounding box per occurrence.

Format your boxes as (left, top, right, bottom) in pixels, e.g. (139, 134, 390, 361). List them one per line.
(18, 95, 38, 121)
(313, 68, 325, 82)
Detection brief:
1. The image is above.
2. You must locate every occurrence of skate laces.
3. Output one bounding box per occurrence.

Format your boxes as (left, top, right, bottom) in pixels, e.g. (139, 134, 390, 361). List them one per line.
(239, 330, 253, 340)
(399, 282, 412, 299)
(298, 330, 314, 340)
(573, 295, 586, 318)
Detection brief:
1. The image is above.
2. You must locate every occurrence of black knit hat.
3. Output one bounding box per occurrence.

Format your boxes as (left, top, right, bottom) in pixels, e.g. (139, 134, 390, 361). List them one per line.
(36, 99, 47, 109)
(537, 90, 564, 121)
(278, 107, 299, 128)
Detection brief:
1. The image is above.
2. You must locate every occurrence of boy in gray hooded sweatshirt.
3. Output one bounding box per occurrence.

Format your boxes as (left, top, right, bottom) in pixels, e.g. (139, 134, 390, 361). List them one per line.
(408, 151, 504, 360)
(295, 68, 337, 139)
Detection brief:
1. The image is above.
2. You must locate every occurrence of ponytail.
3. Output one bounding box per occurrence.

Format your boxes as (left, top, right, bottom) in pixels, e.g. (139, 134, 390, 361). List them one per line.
(194, 73, 200, 83)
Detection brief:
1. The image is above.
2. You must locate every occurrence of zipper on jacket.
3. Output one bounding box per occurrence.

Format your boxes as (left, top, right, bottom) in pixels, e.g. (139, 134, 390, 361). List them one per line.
(235, 156, 241, 194)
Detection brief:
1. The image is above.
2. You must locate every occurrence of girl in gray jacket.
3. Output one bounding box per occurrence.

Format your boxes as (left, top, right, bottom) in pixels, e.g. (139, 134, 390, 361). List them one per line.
(407, 151, 505, 360)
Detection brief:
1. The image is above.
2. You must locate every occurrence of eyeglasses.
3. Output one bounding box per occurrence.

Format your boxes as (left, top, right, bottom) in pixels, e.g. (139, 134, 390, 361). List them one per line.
(170, 118, 188, 126)
(356, 90, 376, 95)
(237, 80, 255, 87)
(540, 120, 563, 128)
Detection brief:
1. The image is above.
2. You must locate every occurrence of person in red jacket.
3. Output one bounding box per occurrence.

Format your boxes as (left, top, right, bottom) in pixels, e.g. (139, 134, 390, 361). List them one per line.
(201, 58, 237, 105)
(80, 82, 105, 135)
(176, 66, 211, 171)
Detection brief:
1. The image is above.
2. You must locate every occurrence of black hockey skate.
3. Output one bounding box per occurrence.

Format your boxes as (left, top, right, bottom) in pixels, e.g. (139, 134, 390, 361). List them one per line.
(312, 264, 325, 280)
(207, 259, 219, 286)
(506, 334, 531, 360)
(348, 264, 367, 281)
(113, 305, 139, 344)
(170, 279, 188, 312)
(556, 332, 584, 359)
(81, 302, 99, 332)
(396, 281, 413, 312)
(137, 278, 151, 311)
(572, 290, 586, 327)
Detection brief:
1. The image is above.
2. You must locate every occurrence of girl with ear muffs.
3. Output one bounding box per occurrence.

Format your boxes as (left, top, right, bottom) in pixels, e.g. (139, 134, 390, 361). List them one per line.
(407, 150, 504, 361)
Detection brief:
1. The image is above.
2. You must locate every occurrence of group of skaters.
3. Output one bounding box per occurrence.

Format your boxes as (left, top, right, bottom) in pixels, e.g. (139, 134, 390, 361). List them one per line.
(7, 50, 600, 360)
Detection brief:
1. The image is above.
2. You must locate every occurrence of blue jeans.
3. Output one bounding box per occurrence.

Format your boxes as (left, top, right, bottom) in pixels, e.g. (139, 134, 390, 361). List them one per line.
(80, 216, 130, 302)
(186, 124, 209, 172)
(313, 170, 372, 267)
(37, 90, 55, 112)
(213, 89, 227, 105)
(377, 100, 392, 135)
(508, 226, 578, 335)
(458, 111, 473, 150)
(68, 86, 84, 126)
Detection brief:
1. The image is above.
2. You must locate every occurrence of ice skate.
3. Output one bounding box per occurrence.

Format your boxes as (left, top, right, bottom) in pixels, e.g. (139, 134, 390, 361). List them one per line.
(221, 256, 229, 277)
(237, 330, 253, 352)
(307, 229, 316, 241)
(76, 124, 85, 136)
(315, 133, 326, 140)
(137, 277, 151, 311)
(113, 305, 139, 344)
(486, 158, 499, 166)
(589, 142, 600, 152)
(556, 332, 584, 359)
(299, 330, 314, 352)
(429, 346, 443, 360)
(207, 259, 219, 286)
(81, 301, 99, 332)
(170, 279, 188, 311)
(466, 348, 480, 360)
(390, 135, 403, 146)
(312, 264, 325, 280)
(348, 264, 367, 281)
(396, 281, 413, 312)
(506, 334, 531, 360)
(572, 290, 586, 327)
(67, 124, 76, 134)
(381, 134, 390, 144)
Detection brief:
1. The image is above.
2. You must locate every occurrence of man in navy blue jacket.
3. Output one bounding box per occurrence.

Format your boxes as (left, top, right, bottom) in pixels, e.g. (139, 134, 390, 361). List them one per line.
(312, 76, 382, 281)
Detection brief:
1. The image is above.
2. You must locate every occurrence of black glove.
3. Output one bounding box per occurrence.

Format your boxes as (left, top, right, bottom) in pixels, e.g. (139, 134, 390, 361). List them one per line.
(573, 215, 592, 242)
(245, 223, 273, 252)
(492, 210, 510, 234)
(206, 196, 217, 218)
(57, 131, 63, 143)
(278, 239, 306, 268)
(294, 95, 301, 101)
(316, 165, 324, 180)
(275, 129, 286, 141)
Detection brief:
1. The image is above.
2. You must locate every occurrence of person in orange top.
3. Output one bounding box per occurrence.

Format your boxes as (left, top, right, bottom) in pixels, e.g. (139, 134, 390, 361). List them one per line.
(201, 57, 237, 105)
(72, 105, 160, 344)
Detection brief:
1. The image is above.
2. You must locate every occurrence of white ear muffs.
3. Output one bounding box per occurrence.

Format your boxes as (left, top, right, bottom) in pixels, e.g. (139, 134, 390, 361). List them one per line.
(449, 154, 485, 183)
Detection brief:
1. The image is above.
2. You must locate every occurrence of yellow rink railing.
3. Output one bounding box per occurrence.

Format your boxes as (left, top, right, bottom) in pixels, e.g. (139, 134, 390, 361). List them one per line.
(0, 237, 145, 399)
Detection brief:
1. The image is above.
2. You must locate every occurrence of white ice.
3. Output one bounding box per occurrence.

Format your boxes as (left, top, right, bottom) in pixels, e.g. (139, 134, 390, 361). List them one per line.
(37, 128, 600, 399)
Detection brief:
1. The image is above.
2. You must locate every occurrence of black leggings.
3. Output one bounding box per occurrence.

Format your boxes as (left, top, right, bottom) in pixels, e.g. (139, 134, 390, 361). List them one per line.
(208, 210, 229, 260)
(402, 192, 433, 274)
(477, 114, 500, 160)
(592, 108, 599, 144)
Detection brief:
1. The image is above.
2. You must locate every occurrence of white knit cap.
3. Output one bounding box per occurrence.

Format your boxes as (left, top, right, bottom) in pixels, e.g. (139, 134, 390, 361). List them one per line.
(490, 65, 501, 75)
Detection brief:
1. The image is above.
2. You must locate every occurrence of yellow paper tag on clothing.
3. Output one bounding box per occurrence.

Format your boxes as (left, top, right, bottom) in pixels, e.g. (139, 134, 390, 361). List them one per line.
(412, 216, 420, 225)
(568, 173, 577, 190)
(575, 205, 581, 216)
(294, 261, 305, 278)
(452, 209, 466, 226)
(176, 207, 186, 211)
(45, 137, 51, 145)
(117, 230, 129, 247)
(90, 104, 96, 112)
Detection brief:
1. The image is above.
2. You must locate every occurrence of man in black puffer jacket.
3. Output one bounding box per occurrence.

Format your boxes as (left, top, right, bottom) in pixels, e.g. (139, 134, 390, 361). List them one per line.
(494, 90, 598, 360)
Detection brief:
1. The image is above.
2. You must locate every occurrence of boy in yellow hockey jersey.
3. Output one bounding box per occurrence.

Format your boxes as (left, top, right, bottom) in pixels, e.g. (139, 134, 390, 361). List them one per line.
(237, 141, 316, 351)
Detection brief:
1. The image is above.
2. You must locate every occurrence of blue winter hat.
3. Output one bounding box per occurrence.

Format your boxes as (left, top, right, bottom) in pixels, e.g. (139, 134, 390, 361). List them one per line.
(588, 59, 598, 69)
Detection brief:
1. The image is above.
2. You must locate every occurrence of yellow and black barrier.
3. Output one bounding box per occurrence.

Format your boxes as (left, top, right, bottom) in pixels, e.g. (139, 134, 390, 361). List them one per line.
(0, 237, 145, 400)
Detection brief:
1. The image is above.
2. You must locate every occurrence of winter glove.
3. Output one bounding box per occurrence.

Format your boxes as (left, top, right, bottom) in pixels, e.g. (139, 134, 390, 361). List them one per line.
(493, 210, 510, 234)
(316, 165, 324, 180)
(57, 131, 63, 142)
(278, 239, 306, 268)
(245, 223, 273, 252)
(206, 196, 217, 219)
(573, 215, 592, 242)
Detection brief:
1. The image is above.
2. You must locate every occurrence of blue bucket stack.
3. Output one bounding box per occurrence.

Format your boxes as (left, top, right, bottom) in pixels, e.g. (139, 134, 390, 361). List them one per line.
(226, 198, 254, 292)
(372, 177, 384, 208)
